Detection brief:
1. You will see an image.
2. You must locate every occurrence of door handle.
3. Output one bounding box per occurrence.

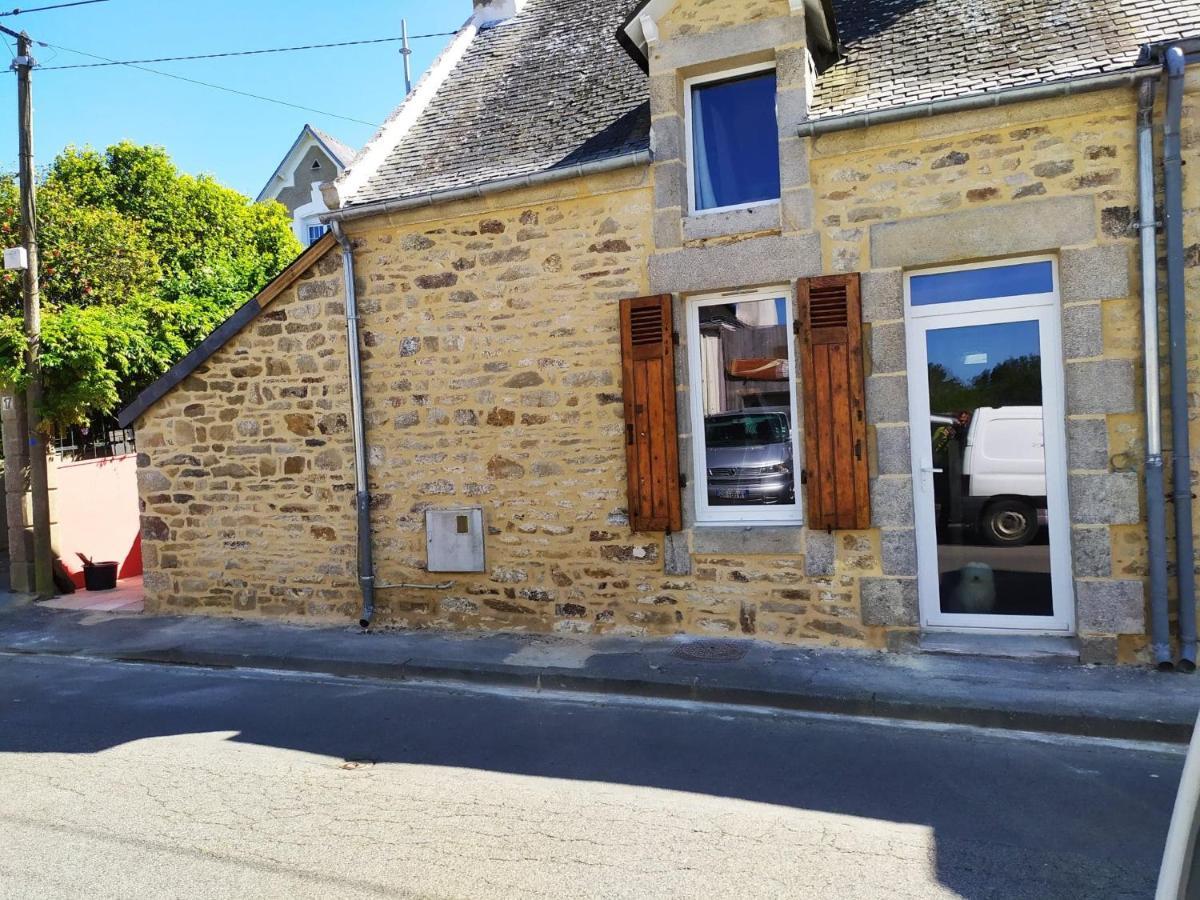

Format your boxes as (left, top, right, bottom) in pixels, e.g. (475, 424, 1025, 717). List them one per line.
(920, 465, 944, 474)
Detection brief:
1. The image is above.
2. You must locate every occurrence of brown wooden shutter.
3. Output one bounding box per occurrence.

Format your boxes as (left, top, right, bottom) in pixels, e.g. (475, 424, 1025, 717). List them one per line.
(619, 294, 683, 533)
(798, 274, 870, 531)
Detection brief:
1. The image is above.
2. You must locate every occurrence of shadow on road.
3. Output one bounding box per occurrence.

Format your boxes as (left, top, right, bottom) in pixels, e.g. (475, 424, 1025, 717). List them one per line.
(0, 654, 1179, 898)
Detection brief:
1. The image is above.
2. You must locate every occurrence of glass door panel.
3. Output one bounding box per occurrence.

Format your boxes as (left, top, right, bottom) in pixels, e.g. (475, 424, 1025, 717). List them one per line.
(923, 319, 1053, 619)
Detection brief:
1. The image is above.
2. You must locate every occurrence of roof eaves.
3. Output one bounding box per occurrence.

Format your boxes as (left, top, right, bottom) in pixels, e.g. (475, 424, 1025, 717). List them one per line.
(116, 232, 340, 429)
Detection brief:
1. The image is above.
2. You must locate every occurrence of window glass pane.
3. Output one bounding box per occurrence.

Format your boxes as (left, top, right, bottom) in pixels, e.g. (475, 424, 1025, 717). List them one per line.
(910, 261, 1054, 306)
(307, 224, 328, 245)
(691, 71, 780, 211)
(697, 297, 796, 511)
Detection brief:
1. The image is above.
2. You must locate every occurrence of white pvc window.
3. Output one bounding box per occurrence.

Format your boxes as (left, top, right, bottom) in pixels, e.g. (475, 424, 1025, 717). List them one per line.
(307, 223, 329, 245)
(687, 287, 802, 525)
(684, 63, 781, 215)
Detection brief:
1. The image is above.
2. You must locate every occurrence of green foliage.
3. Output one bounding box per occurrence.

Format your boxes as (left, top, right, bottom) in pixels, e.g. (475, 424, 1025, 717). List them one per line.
(0, 142, 302, 425)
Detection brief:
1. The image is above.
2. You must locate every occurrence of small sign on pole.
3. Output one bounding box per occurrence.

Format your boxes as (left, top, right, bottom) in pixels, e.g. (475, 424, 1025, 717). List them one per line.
(3, 246, 28, 270)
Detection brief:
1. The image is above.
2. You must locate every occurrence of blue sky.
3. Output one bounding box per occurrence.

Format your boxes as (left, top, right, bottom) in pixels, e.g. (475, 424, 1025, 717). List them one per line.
(0, 0, 466, 197)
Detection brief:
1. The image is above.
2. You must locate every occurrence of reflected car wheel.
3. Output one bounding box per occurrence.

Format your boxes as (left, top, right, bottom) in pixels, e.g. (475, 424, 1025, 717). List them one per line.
(980, 499, 1039, 548)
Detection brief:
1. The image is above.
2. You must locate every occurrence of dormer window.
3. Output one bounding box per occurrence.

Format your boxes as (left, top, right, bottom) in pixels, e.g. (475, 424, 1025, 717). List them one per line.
(685, 64, 780, 214)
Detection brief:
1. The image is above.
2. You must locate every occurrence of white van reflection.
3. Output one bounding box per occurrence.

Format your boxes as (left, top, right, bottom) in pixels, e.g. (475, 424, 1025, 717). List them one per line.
(932, 406, 1047, 547)
(704, 409, 794, 505)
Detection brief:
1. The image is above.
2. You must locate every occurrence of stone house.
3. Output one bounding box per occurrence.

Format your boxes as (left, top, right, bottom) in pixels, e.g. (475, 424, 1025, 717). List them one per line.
(120, 0, 1200, 666)
(257, 124, 356, 246)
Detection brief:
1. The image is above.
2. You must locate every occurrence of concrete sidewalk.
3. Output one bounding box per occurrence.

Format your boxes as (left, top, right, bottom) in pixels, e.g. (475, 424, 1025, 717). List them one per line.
(1, 598, 1197, 743)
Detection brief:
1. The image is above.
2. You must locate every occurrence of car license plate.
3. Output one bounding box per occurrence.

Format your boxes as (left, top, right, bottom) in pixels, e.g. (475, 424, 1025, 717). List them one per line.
(716, 488, 749, 499)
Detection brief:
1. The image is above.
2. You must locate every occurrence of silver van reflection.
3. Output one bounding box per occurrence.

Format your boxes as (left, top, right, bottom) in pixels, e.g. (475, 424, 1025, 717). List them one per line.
(704, 410, 794, 505)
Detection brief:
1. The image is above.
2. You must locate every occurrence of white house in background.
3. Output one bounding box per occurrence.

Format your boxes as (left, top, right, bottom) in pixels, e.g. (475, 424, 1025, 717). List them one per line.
(256, 124, 357, 246)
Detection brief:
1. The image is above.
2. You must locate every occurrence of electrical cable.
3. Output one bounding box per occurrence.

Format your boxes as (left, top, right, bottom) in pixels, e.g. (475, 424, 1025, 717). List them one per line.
(39, 31, 458, 69)
(40, 40, 381, 126)
(0, 0, 110, 16)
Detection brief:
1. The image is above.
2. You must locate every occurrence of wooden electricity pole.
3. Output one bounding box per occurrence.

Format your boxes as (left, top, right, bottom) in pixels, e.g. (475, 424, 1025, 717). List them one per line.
(6, 27, 52, 597)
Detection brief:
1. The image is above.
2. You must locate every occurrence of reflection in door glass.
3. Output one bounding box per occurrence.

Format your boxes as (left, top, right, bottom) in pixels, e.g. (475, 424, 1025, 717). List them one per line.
(925, 320, 1053, 617)
(697, 297, 796, 509)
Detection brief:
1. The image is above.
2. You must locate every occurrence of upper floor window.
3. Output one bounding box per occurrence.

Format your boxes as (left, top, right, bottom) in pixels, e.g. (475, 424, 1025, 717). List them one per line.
(307, 223, 329, 245)
(685, 65, 780, 215)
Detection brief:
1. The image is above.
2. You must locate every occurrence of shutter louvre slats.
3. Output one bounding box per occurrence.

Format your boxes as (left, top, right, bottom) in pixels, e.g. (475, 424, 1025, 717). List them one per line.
(620, 295, 683, 533)
(798, 275, 870, 531)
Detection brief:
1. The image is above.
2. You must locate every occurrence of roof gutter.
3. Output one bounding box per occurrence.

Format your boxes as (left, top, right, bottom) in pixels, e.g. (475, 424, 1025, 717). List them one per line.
(323, 149, 652, 226)
(797, 67, 1160, 137)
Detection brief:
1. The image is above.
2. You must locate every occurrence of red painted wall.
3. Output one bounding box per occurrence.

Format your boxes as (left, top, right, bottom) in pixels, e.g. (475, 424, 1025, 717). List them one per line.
(55, 453, 142, 588)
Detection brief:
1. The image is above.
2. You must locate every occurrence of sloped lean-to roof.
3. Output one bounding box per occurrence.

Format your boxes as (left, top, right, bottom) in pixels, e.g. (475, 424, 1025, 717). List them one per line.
(116, 233, 339, 429)
(339, 0, 650, 211)
(811, 0, 1200, 121)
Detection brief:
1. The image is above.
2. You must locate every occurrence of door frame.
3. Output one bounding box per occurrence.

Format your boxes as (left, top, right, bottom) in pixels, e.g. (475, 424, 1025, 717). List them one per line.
(904, 256, 1075, 634)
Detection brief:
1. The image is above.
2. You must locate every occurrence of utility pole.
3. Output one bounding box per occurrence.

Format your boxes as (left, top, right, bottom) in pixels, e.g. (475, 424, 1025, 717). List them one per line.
(6, 27, 52, 597)
(400, 18, 413, 95)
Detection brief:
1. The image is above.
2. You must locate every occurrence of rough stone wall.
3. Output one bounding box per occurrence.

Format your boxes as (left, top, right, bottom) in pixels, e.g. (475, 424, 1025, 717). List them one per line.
(134, 246, 359, 618)
(809, 88, 1154, 662)
(659, 0, 792, 41)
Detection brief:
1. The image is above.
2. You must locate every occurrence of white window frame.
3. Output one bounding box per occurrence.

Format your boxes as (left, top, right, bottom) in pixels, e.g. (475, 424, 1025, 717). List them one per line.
(683, 61, 781, 217)
(306, 221, 329, 246)
(686, 285, 803, 526)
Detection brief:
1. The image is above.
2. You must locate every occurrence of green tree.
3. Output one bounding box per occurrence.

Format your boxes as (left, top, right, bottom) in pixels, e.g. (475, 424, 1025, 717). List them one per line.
(0, 142, 302, 425)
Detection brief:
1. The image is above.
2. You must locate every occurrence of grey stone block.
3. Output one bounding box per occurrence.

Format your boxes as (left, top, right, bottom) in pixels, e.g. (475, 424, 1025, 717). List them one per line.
(1072, 526, 1112, 578)
(776, 86, 809, 130)
(1067, 417, 1109, 470)
(870, 476, 916, 528)
(870, 321, 907, 374)
(866, 374, 909, 425)
(1060, 244, 1131, 302)
(1062, 303, 1102, 360)
(775, 46, 808, 91)
(1077, 579, 1146, 634)
(648, 73, 680, 116)
(653, 161, 686, 212)
(881, 529, 918, 576)
(681, 203, 781, 242)
(651, 114, 684, 162)
(861, 577, 918, 626)
(1066, 359, 1136, 415)
(875, 424, 911, 476)
(861, 269, 903, 323)
(664, 531, 692, 576)
(653, 210, 682, 251)
(781, 187, 813, 232)
(652, 15, 805, 72)
(1069, 472, 1140, 525)
(804, 529, 835, 575)
(691, 526, 804, 555)
(779, 136, 810, 189)
(870, 195, 1096, 269)
(1079, 634, 1119, 665)
(649, 233, 821, 294)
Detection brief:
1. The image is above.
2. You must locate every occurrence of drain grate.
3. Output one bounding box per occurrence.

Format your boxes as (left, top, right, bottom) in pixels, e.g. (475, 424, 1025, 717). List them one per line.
(671, 641, 749, 662)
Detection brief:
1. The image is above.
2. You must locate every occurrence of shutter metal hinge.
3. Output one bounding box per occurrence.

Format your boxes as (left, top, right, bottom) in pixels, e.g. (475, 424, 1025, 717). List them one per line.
(679, 472, 688, 489)
(800, 469, 808, 485)
(792, 320, 802, 336)
(672, 330, 680, 346)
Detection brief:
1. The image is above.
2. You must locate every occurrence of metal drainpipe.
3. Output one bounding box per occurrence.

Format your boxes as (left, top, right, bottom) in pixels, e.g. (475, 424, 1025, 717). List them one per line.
(1163, 46, 1196, 670)
(330, 221, 377, 629)
(1137, 77, 1172, 670)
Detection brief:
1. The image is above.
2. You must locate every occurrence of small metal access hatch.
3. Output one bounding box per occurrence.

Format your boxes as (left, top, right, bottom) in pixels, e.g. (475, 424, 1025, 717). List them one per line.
(426, 507, 485, 573)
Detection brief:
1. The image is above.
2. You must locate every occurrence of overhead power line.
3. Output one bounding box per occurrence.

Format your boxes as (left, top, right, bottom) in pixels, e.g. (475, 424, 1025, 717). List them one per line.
(39, 31, 458, 69)
(41, 40, 382, 127)
(0, 0, 110, 15)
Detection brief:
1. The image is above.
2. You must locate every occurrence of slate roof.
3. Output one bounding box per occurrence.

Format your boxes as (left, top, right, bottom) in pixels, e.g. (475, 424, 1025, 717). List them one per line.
(345, 0, 649, 208)
(310, 126, 357, 168)
(811, 0, 1200, 120)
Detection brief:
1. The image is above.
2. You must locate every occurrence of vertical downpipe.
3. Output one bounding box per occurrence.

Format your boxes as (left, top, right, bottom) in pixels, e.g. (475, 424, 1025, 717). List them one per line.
(331, 221, 377, 628)
(1163, 46, 1196, 669)
(1138, 77, 1172, 670)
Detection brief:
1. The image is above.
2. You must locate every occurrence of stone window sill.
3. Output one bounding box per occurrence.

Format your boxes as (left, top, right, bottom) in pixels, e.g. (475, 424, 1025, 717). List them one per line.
(682, 201, 781, 243)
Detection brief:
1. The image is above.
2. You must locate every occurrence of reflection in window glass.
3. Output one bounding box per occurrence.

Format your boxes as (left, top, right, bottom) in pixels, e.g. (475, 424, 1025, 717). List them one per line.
(910, 261, 1054, 306)
(696, 296, 797, 511)
(690, 71, 780, 212)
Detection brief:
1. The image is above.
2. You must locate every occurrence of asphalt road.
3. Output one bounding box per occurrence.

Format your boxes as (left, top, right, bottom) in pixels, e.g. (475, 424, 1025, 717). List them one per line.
(0, 652, 1183, 899)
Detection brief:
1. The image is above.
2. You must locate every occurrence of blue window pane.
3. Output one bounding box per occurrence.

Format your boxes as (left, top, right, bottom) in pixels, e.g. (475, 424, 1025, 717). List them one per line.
(307, 224, 329, 245)
(910, 261, 1054, 306)
(691, 72, 780, 211)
